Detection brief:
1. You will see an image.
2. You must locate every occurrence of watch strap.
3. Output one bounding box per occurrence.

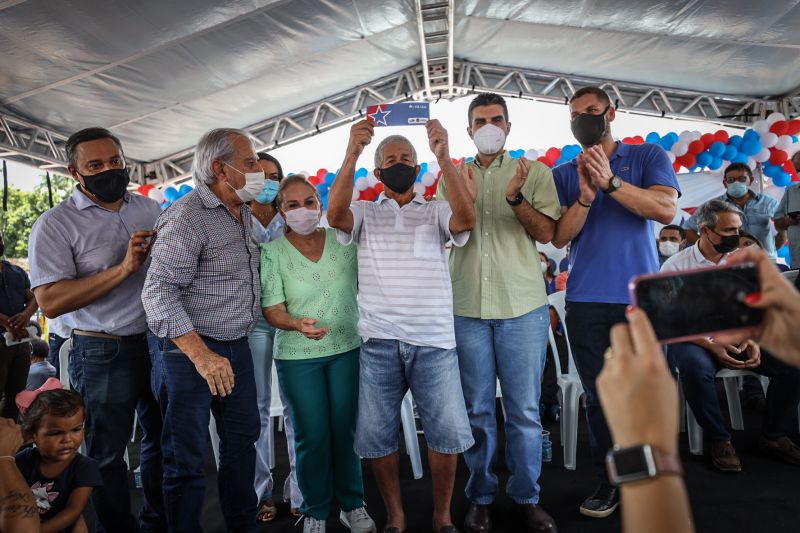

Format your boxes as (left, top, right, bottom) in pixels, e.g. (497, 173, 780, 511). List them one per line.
(506, 192, 525, 206)
(603, 175, 620, 194)
(651, 446, 683, 477)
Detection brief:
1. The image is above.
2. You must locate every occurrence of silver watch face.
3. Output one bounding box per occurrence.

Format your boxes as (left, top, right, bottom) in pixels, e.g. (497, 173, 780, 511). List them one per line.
(611, 176, 622, 189)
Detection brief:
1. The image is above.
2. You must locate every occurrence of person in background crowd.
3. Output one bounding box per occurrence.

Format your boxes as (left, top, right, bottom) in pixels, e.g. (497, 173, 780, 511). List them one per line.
(247, 151, 302, 523)
(15, 384, 102, 533)
(683, 163, 784, 259)
(657, 224, 686, 265)
(328, 118, 476, 533)
(0, 230, 38, 420)
(552, 86, 679, 518)
(773, 151, 800, 269)
(0, 418, 41, 533)
(438, 92, 560, 533)
(25, 338, 56, 391)
(143, 128, 262, 533)
(663, 200, 800, 471)
(28, 127, 164, 533)
(262, 176, 375, 533)
(559, 242, 571, 274)
(45, 317, 70, 380)
(738, 231, 764, 250)
(539, 252, 557, 295)
(540, 307, 568, 424)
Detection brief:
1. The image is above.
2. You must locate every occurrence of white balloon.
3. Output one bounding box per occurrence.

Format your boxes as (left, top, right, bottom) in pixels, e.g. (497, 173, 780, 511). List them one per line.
(351, 188, 360, 202)
(666, 151, 676, 163)
(776, 135, 793, 150)
(427, 162, 440, 176)
(355, 176, 369, 191)
(766, 112, 786, 125)
(755, 147, 771, 163)
(525, 149, 540, 160)
(671, 141, 689, 156)
(747, 157, 757, 170)
(367, 174, 379, 187)
(760, 132, 778, 148)
(678, 131, 694, 144)
(752, 120, 770, 134)
(421, 172, 436, 186)
(148, 188, 164, 203)
(691, 131, 702, 140)
(413, 182, 426, 195)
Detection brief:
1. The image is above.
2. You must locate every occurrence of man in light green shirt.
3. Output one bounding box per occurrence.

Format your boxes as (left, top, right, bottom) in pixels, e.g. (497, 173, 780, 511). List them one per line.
(438, 93, 561, 533)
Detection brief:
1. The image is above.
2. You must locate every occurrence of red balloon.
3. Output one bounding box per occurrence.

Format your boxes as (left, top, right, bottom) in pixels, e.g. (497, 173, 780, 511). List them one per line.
(769, 121, 788, 136)
(424, 185, 437, 197)
(783, 161, 795, 174)
(688, 140, 705, 155)
(373, 182, 384, 194)
(786, 119, 800, 136)
(308, 175, 320, 185)
(672, 161, 681, 173)
(316, 168, 328, 179)
(631, 136, 645, 145)
(700, 133, 715, 148)
(678, 153, 696, 169)
(537, 156, 554, 167)
(137, 184, 155, 196)
(359, 189, 378, 201)
(546, 147, 561, 161)
(769, 148, 788, 165)
(713, 130, 730, 144)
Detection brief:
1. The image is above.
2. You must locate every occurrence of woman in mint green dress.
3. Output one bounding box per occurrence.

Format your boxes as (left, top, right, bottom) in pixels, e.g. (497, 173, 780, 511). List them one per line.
(260, 175, 375, 533)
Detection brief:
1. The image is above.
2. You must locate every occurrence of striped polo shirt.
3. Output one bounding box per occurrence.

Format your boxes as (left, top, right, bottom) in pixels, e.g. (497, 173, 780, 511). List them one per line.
(336, 194, 469, 349)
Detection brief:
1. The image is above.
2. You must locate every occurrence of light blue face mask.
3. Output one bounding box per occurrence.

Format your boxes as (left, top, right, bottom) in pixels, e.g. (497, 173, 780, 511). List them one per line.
(726, 181, 748, 199)
(254, 179, 280, 204)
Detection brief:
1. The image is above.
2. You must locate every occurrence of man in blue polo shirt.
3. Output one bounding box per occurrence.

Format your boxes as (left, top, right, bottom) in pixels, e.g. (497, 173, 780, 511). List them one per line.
(552, 87, 680, 519)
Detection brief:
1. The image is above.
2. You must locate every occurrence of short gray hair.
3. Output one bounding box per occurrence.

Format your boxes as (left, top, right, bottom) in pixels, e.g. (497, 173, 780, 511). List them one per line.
(192, 128, 250, 185)
(695, 199, 743, 230)
(374, 135, 417, 168)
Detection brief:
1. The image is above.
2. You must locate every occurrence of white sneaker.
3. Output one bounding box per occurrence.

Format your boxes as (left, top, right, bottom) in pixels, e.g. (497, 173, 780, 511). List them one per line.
(303, 516, 326, 533)
(339, 507, 377, 533)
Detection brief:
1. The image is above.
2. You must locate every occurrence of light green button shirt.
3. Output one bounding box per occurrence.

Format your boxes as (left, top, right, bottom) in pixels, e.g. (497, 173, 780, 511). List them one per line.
(437, 152, 562, 319)
(260, 228, 361, 360)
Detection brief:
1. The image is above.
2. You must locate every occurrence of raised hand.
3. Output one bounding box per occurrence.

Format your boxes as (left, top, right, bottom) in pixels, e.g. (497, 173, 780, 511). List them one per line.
(425, 119, 450, 162)
(577, 153, 597, 205)
(121, 230, 156, 275)
(346, 120, 375, 159)
(583, 145, 613, 190)
(458, 162, 477, 203)
(505, 157, 530, 201)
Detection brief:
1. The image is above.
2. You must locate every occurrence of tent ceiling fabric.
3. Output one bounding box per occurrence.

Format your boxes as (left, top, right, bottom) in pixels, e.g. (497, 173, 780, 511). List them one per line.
(2, 0, 800, 164)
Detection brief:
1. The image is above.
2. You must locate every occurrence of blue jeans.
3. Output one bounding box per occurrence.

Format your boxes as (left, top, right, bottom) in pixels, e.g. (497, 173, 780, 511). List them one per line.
(564, 301, 627, 482)
(454, 305, 549, 505)
(668, 343, 800, 442)
(152, 336, 259, 533)
(69, 332, 165, 533)
(47, 332, 67, 379)
(248, 317, 275, 502)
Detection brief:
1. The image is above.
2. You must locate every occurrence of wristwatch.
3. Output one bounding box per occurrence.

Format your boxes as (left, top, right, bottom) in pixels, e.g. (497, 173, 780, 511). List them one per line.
(605, 444, 683, 485)
(506, 192, 525, 206)
(603, 175, 623, 194)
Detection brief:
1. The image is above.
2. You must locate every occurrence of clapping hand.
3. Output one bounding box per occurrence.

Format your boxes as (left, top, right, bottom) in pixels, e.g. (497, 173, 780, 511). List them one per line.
(582, 145, 613, 190)
(505, 157, 530, 201)
(295, 317, 329, 341)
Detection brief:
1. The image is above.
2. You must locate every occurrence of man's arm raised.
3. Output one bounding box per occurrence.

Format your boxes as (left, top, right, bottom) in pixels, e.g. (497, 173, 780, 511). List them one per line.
(327, 120, 375, 234)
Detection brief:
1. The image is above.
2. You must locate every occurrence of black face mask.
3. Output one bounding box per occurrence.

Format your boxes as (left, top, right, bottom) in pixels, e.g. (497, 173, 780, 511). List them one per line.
(79, 168, 130, 203)
(570, 105, 610, 147)
(379, 163, 417, 194)
(709, 229, 740, 254)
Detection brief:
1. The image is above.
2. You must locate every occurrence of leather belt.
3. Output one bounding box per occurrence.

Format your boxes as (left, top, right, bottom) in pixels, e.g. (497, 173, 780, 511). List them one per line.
(72, 329, 146, 341)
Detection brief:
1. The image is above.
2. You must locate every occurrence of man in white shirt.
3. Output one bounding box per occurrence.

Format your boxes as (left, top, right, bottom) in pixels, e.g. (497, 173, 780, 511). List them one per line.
(327, 119, 476, 533)
(663, 199, 800, 472)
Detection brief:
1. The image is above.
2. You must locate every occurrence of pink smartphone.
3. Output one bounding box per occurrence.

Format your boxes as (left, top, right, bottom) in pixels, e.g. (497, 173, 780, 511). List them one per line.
(629, 262, 763, 344)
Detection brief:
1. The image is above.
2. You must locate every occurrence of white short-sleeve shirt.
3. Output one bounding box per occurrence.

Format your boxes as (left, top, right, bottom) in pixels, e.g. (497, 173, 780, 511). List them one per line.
(661, 242, 719, 272)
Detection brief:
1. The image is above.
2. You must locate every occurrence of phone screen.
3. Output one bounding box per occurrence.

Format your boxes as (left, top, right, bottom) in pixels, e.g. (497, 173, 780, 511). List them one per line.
(631, 263, 763, 343)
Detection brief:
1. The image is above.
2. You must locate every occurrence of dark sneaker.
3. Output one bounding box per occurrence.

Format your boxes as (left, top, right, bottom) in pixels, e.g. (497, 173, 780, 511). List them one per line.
(710, 441, 742, 472)
(579, 484, 619, 518)
(759, 436, 800, 466)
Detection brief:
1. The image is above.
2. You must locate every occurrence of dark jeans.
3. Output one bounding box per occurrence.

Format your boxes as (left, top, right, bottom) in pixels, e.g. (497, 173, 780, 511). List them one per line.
(48, 332, 67, 379)
(564, 301, 628, 482)
(152, 336, 259, 533)
(0, 339, 31, 419)
(668, 343, 800, 442)
(69, 332, 165, 533)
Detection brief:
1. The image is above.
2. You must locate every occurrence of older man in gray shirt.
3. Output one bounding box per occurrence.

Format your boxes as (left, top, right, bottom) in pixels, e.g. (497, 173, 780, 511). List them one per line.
(143, 128, 262, 533)
(28, 127, 165, 533)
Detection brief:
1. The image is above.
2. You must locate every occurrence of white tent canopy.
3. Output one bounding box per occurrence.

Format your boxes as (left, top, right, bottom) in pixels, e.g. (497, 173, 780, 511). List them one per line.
(2, 0, 800, 181)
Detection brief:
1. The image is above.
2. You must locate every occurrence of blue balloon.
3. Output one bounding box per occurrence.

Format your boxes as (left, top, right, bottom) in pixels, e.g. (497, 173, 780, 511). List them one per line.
(355, 167, 368, 178)
(666, 132, 679, 143)
(728, 135, 743, 148)
(696, 151, 712, 167)
(419, 162, 428, 173)
(740, 139, 762, 156)
(555, 157, 566, 166)
(659, 137, 675, 151)
(163, 186, 179, 202)
(793, 136, 799, 143)
(742, 129, 760, 142)
(316, 183, 329, 196)
(324, 172, 336, 186)
(178, 184, 193, 196)
(733, 153, 749, 164)
(709, 141, 726, 158)
(778, 244, 790, 257)
(708, 157, 724, 170)
(763, 163, 779, 178)
(466, 156, 474, 162)
(321, 195, 329, 210)
(774, 172, 791, 187)
(645, 132, 661, 144)
(723, 145, 738, 161)
(161, 200, 172, 210)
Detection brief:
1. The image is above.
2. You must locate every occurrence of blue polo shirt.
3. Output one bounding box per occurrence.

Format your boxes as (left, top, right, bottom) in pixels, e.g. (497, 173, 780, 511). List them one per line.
(554, 142, 680, 304)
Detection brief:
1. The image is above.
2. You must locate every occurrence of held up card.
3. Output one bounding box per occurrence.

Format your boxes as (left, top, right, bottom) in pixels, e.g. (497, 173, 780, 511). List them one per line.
(366, 102, 430, 126)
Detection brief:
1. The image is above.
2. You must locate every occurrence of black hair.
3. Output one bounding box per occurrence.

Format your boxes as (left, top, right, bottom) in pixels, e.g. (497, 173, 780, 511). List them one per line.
(659, 224, 686, 240)
(20, 388, 85, 435)
(468, 93, 509, 125)
(65, 127, 124, 169)
(570, 86, 611, 106)
(30, 338, 49, 359)
(723, 162, 753, 181)
(256, 152, 285, 181)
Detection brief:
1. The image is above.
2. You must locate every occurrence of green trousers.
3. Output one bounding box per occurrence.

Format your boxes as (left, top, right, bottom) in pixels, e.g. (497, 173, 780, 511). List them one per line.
(275, 348, 364, 520)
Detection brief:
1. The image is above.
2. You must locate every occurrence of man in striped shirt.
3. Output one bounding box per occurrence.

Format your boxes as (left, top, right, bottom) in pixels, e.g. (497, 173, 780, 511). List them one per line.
(328, 118, 476, 533)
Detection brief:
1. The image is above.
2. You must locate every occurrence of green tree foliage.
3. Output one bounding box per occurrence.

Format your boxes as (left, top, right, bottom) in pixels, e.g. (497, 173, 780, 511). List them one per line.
(1, 172, 74, 258)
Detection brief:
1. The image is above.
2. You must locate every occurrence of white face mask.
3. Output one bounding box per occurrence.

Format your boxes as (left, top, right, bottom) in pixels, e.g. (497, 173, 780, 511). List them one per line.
(224, 163, 265, 203)
(659, 241, 680, 257)
(540, 262, 548, 273)
(472, 124, 506, 155)
(284, 207, 321, 235)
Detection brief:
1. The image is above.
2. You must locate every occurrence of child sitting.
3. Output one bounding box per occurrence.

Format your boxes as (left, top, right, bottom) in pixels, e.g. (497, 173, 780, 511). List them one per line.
(15, 379, 102, 533)
(25, 338, 57, 391)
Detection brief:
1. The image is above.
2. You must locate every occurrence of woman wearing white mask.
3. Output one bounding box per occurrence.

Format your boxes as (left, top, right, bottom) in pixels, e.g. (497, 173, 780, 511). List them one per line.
(260, 176, 375, 533)
(539, 252, 557, 295)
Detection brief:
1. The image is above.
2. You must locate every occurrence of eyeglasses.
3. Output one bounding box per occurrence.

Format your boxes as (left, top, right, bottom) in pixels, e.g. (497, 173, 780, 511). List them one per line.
(724, 175, 750, 184)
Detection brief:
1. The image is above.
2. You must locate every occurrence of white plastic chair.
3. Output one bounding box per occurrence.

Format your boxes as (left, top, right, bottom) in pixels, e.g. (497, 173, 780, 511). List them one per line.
(266, 364, 285, 469)
(400, 390, 424, 480)
(547, 291, 585, 470)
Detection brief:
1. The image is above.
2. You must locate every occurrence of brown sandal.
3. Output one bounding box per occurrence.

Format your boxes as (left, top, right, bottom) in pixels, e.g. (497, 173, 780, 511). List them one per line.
(256, 499, 277, 522)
